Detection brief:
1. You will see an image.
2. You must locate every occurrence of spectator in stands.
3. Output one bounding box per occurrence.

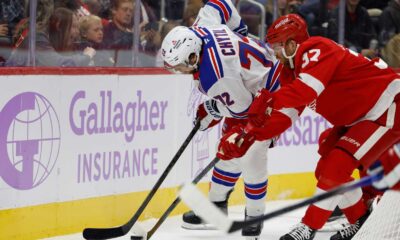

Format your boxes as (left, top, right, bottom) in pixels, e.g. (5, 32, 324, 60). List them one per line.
(379, 0, 400, 46)
(55, 0, 91, 20)
(286, 0, 304, 14)
(327, 0, 377, 53)
(97, 0, 111, 19)
(141, 21, 161, 55)
(12, 0, 60, 49)
(103, 0, 133, 49)
(6, 7, 96, 66)
(103, 0, 156, 66)
(273, 0, 304, 16)
(0, 0, 25, 65)
(80, 15, 104, 47)
(0, 22, 10, 65)
(0, 0, 24, 41)
(79, 15, 114, 66)
(381, 34, 400, 68)
(264, 0, 305, 27)
(0, 23, 8, 38)
(85, 0, 102, 16)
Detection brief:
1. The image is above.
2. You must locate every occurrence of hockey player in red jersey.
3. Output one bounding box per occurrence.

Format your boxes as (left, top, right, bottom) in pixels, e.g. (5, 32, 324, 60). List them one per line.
(216, 14, 400, 240)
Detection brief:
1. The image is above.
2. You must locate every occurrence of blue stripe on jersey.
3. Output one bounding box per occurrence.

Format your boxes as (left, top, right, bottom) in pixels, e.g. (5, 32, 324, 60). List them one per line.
(198, 28, 225, 93)
(265, 62, 281, 93)
(207, 0, 232, 24)
(233, 19, 248, 36)
(270, 79, 280, 92)
(189, 27, 207, 39)
(220, 0, 233, 17)
(228, 106, 249, 119)
(208, 2, 226, 24)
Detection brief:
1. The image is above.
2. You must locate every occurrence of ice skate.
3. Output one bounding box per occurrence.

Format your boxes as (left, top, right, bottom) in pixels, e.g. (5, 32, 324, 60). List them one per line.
(330, 210, 370, 240)
(241, 211, 263, 240)
(181, 199, 228, 230)
(280, 223, 316, 240)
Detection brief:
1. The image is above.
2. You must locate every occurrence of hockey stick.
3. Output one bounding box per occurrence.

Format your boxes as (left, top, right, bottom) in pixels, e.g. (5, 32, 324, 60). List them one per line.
(83, 121, 201, 240)
(179, 167, 384, 234)
(131, 156, 220, 240)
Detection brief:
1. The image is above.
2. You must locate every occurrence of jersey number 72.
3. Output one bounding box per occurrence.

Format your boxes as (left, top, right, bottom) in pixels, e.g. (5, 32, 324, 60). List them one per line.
(239, 41, 273, 70)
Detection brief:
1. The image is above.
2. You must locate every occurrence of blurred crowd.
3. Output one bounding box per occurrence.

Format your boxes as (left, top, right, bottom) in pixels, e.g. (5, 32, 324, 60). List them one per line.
(0, 0, 399, 68)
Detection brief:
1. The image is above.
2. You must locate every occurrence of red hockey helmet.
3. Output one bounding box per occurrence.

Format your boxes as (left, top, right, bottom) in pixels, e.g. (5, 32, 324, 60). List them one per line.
(266, 14, 309, 45)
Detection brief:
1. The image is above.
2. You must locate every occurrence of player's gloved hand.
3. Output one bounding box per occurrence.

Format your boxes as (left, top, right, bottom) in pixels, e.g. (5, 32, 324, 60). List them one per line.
(196, 99, 222, 131)
(217, 124, 255, 160)
(248, 89, 274, 128)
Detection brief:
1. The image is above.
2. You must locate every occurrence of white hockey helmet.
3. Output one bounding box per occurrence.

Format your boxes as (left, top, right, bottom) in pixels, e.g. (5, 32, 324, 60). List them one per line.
(161, 26, 202, 72)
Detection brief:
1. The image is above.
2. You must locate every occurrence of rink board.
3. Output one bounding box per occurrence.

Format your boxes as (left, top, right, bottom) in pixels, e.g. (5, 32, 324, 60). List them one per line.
(0, 68, 331, 239)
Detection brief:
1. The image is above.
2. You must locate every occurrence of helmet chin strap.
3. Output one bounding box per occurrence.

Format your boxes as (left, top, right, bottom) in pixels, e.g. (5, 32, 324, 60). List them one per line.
(281, 44, 299, 69)
(188, 53, 200, 72)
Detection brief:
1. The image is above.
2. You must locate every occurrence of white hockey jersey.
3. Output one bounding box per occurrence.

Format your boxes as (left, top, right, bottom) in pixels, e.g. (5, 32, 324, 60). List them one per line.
(190, 0, 282, 119)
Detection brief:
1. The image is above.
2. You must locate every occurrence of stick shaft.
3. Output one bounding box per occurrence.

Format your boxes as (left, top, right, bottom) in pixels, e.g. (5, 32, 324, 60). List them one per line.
(147, 157, 220, 239)
(229, 170, 383, 232)
(83, 121, 201, 239)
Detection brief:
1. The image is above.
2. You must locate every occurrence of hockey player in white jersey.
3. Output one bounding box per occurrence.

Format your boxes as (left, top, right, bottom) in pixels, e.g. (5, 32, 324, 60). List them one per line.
(161, 1, 296, 239)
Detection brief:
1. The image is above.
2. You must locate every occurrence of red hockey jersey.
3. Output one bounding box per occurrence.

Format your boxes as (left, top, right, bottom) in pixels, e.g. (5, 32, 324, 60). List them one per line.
(273, 36, 400, 126)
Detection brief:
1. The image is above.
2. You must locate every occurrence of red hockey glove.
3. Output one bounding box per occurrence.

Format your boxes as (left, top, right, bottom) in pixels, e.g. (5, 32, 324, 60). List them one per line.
(248, 89, 274, 128)
(217, 124, 256, 160)
(196, 99, 222, 131)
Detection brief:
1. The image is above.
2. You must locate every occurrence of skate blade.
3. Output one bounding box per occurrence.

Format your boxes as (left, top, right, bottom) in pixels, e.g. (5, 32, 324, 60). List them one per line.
(245, 236, 259, 240)
(181, 222, 217, 230)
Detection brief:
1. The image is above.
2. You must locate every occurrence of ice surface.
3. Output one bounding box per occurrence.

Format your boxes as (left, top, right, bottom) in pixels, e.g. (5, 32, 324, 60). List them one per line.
(43, 200, 333, 240)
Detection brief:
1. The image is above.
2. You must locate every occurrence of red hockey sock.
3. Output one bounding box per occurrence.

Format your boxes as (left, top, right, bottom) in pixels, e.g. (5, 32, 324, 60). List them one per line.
(341, 198, 368, 224)
(302, 204, 333, 230)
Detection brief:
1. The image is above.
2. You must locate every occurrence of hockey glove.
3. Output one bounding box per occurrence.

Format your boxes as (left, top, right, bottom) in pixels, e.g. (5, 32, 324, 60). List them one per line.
(196, 99, 223, 131)
(217, 124, 255, 160)
(372, 145, 400, 190)
(376, 162, 400, 190)
(248, 89, 274, 128)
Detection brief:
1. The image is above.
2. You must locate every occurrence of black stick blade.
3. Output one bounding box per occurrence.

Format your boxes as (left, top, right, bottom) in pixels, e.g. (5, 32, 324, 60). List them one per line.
(130, 236, 145, 240)
(83, 227, 125, 239)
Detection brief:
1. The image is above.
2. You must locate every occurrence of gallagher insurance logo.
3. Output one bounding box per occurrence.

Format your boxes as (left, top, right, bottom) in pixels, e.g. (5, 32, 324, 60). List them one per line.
(0, 92, 60, 190)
